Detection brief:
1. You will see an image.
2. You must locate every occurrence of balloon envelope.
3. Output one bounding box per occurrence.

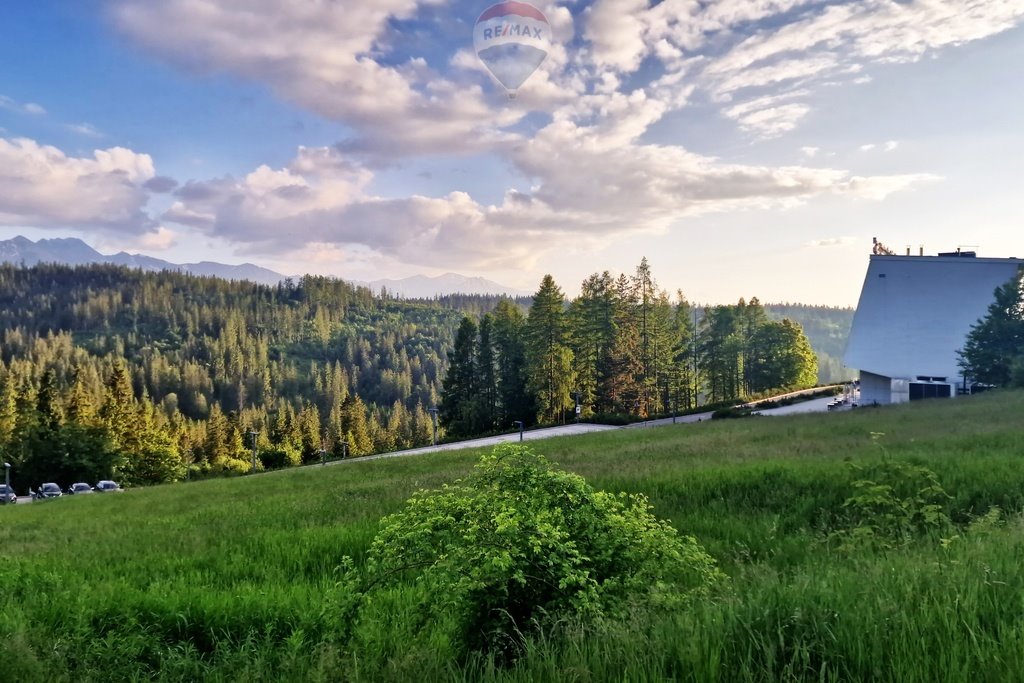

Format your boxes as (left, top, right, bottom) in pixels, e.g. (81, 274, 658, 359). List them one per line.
(473, 1, 550, 92)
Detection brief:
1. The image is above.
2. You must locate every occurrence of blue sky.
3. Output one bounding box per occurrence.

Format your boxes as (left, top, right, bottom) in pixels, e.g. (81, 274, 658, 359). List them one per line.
(2, 0, 1023, 305)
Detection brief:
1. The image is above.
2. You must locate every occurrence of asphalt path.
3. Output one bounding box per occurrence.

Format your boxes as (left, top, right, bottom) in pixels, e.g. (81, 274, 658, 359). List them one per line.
(624, 411, 715, 428)
(327, 422, 621, 465)
(753, 395, 836, 416)
(6, 390, 843, 493)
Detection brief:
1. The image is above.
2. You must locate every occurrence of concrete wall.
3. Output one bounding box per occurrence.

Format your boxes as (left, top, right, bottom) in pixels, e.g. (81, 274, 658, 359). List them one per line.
(860, 370, 892, 405)
(845, 255, 1021, 391)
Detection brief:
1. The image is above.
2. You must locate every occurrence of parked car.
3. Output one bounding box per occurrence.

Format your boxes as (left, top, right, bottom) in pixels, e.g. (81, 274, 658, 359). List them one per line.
(0, 484, 16, 504)
(94, 480, 122, 493)
(32, 483, 63, 500)
(67, 482, 94, 495)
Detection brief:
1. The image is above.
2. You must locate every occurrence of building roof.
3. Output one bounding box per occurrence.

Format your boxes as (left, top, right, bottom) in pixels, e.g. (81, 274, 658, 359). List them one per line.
(844, 254, 1021, 380)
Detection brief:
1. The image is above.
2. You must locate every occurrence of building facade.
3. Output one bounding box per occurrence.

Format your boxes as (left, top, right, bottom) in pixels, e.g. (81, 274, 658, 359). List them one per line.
(844, 252, 1021, 405)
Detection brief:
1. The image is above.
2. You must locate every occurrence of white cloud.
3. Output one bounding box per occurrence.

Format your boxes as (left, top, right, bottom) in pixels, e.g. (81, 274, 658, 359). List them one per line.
(100, 0, 998, 272)
(162, 139, 938, 270)
(111, 0, 524, 158)
(0, 95, 47, 116)
(807, 236, 858, 248)
(725, 91, 813, 136)
(66, 122, 104, 137)
(581, 0, 1024, 138)
(110, 0, 1024, 155)
(137, 226, 178, 250)
(861, 140, 901, 152)
(0, 137, 156, 233)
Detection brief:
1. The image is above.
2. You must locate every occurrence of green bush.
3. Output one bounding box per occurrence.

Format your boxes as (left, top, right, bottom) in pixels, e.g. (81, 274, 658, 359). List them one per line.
(828, 459, 953, 551)
(341, 444, 722, 663)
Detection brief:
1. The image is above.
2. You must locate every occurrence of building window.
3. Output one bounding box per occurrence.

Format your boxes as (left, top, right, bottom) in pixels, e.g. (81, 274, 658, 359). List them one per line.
(909, 383, 951, 400)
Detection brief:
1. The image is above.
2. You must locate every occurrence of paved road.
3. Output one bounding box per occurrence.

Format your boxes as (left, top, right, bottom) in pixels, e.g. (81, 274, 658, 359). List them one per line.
(328, 422, 621, 465)
(323, 395, 837, 467)
(7, 390, 843, 490)
(753, 395, 835, 416)
(624, 411, 715, 428)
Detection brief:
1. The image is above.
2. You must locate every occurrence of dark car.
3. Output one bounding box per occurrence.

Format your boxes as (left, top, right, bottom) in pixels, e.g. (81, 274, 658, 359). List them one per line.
(67, 482, 94, 495)
(94, 480, 122, 493)
(33, 483, 63, 500)
(0, 484, 16, 504)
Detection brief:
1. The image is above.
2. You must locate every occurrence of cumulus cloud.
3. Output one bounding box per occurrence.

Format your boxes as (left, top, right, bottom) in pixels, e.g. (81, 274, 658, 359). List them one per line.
(97, 0, 1005, 270)
(111, 0, 524, 158)
(136, 226, 179, 250)
(143, 175, 179, 193)
(162, 139, 937, 270)
(0, 137, 156, 233)
(110, 0, 1024, 152)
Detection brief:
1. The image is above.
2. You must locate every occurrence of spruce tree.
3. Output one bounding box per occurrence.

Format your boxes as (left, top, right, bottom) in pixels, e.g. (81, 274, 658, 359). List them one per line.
(526, 276, 574, 424)
(492, 300, 534, 427)
(440, 316, 479, 437)
(959, 270, 1024, 387)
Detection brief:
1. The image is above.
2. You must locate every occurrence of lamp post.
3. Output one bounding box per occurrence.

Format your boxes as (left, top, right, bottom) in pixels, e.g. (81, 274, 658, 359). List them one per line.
(428, 406, 439, 446)
(247, 430, 259, 473)
(3, 462, 10, 495)
(513, 420, 524, 442)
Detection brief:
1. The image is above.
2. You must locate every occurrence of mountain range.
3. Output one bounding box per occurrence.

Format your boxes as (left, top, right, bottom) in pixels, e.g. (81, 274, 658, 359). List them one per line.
(0, 236, 526, 298)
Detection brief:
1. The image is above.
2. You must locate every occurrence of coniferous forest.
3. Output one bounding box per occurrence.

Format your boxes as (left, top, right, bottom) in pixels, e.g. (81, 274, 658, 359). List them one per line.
(0, 260, 847, 490)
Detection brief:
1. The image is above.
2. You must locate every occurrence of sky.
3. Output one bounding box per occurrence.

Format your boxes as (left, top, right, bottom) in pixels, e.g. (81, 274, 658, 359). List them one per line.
(2, 0, 1024, 306)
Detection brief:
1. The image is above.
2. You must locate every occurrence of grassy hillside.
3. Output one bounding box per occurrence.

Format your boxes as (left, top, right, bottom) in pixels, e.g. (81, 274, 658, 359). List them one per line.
(3, 393, 1024, 681)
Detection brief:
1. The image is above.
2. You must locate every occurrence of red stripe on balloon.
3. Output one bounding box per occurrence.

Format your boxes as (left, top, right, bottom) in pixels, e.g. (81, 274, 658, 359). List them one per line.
(477, 1, 548, 24)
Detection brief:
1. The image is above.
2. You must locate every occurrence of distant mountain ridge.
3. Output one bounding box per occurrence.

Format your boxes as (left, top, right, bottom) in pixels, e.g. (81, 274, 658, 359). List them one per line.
(352, 273, 528, 298)
(0, 236, 527, 296)
(0, 236, 286, 285)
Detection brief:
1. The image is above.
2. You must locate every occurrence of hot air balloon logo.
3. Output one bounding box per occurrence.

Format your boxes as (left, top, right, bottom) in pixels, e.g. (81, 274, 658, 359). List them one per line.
(473, 1, 550, 96)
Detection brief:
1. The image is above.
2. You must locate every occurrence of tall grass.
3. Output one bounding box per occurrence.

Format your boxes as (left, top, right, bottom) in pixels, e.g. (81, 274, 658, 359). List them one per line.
(3, 392, 1024, 680)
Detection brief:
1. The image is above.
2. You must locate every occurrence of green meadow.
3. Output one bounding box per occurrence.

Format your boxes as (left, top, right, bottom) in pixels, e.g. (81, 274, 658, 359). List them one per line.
(4, 392, 1024, 681)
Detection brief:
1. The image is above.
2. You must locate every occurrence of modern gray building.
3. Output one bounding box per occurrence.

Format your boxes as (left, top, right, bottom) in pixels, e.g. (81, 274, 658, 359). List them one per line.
(844, 246, 1021, 405)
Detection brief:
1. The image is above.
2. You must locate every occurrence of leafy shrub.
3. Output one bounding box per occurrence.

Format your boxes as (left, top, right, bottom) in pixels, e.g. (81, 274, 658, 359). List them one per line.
(259, 443, 302, 470)
(340, 445, 722, 663)
(828, 459, 952, 551)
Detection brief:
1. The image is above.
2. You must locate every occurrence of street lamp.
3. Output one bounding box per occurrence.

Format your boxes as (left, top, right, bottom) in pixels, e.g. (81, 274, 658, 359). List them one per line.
(513, 420, 524, 442)
(428, 406, 439, 446)
(3, 462, 10, 495)
(247, 430, 259, 473)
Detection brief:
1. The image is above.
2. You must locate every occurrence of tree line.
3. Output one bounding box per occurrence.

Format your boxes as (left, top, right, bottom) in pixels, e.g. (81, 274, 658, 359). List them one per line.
(440, 259, 819, 437)
(0, 264, 456, 491)
(0, 262, 833, 490)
